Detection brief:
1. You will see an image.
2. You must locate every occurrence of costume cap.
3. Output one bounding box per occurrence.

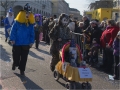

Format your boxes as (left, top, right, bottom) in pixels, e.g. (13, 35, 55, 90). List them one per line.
(24, 3, 31, 12)
(8, 7, 13, 13)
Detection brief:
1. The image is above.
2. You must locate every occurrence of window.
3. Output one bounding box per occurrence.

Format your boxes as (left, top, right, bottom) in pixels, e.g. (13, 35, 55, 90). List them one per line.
(113, 1, 117, 7)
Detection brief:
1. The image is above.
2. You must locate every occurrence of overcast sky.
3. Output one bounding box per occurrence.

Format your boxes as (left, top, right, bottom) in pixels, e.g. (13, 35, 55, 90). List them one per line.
(65, 0, 99, 15)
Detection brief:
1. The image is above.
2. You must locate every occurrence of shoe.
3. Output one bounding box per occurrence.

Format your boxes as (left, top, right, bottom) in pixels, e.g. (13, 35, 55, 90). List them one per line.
(114, 76, 120, 80)
(20, 71, 25, 76)
(12, 64, 16, 70)
(5, 38, 7, 42)
(35, 47, 38, 49)
(50, 65, 55, 72)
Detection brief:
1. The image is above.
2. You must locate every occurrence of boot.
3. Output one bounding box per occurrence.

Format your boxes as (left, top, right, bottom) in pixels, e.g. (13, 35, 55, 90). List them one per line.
(20, 70, 25, 76)
(12, 64, 16, 70)
(50, 65, 55, 72)
(5, 38, 7, 42)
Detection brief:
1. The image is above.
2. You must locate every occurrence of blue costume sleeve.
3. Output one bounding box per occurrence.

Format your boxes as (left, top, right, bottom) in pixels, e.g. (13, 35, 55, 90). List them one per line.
(30, 24, 35, 43)
(4, 17, 11, 29)
(4, 18, 8, 26)
(10, 21, 17, 41)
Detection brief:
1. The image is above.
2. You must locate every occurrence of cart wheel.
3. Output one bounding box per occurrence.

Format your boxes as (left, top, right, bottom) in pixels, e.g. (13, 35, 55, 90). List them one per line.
(65, 82, 76, 90)
(53, 70, 60, 81)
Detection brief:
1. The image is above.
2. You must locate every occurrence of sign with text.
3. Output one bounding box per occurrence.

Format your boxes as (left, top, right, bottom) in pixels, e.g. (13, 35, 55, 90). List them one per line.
(78, 68, 92, 78)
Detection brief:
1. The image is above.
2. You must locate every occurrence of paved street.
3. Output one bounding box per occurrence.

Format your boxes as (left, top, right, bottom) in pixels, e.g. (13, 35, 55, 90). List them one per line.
(0, 27, 119, 90)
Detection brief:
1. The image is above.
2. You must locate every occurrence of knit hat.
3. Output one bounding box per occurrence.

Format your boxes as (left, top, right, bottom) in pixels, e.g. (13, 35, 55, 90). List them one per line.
(90, 20, 97, 24)
(8, 7, 13, 13)
(24, 3, 31, 12)
(70, 39, 76, 47)
(117, 31, 120, 36)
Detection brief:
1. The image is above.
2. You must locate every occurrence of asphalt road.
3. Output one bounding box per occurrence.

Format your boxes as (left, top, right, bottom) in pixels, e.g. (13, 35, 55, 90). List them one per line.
(0, 27, 119, 90)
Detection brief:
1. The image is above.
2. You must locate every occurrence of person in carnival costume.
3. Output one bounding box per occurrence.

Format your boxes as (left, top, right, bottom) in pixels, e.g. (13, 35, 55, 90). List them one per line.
(49, 13, 71, 71)
(4, 7, 14, 42)
(10, 3, 35, 76)
(34, 14, 42, 49)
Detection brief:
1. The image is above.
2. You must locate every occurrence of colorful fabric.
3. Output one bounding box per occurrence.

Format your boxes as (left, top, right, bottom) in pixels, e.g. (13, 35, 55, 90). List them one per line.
(56, 61, 92, 82)
(61, 42, 82, 64)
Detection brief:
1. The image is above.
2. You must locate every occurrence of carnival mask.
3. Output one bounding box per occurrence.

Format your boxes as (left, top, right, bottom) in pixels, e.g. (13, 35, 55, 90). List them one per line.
(62, 17, 69, 26)
(26, 12, 30, 18)
(35, 16, 40, 21)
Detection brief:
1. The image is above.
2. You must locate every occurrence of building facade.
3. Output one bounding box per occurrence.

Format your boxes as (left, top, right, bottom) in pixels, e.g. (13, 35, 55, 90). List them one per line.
(88, 0, 113, 10)
(84, 8, 120, 22)
(69, 8, 82, 21)
(51, 0, 69, 18)
(0, 0, 52, 18)
(113, 0, 120, 21)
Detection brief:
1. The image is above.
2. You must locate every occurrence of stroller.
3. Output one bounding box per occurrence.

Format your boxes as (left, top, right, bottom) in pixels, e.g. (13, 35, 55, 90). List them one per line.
(53, 40, 92, 90)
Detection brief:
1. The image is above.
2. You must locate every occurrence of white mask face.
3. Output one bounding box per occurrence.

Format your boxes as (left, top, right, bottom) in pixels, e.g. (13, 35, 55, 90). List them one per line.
(61, 17, 69, 26)
(26, 12, 30, 18)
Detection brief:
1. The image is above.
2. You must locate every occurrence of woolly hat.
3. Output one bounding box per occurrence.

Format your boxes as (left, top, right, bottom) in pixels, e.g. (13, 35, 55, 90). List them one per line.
(24, 3, 31, 12)
(70, 39, 76, 47)
(8, 7, 13, 13)
(90, 20, 97, 24)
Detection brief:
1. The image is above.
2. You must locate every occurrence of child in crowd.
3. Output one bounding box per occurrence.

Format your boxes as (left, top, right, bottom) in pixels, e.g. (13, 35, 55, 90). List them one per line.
(113, 31, 120, 80)
(83, 30, 91, 63)
(88, 38, 100, 67)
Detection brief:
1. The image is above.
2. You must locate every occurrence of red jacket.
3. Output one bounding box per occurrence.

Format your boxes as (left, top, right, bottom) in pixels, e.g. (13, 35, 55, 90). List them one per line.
(100, 26, 119, 48)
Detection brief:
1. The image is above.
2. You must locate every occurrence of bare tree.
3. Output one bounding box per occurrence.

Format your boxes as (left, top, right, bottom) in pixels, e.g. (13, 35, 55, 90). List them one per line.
(0, 0, 16, 15)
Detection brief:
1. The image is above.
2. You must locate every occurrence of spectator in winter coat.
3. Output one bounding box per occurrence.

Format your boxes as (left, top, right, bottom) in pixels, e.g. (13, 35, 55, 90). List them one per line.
(88, 38, 100, 67)
(99, 21, 106, 31)
(113, 31, 120, 80)
(77, 22, 84, 34)
(82, 16, 90, 30)
(100, 19, 119, 74)
(90, 20, 102, 44)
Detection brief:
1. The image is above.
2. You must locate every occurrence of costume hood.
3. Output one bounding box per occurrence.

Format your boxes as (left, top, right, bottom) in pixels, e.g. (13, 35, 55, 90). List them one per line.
(15, 10, 35, 25)
(34, 14, 42, 26)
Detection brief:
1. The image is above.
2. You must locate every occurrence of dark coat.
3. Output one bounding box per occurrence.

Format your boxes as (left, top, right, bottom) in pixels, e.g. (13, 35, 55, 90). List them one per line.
(49, 24, 71, 54)
(90, 26, 102, 44)
(83, 19, 90, 30)
(74, 27, 83, 34)
(90, 43, 100, 56)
